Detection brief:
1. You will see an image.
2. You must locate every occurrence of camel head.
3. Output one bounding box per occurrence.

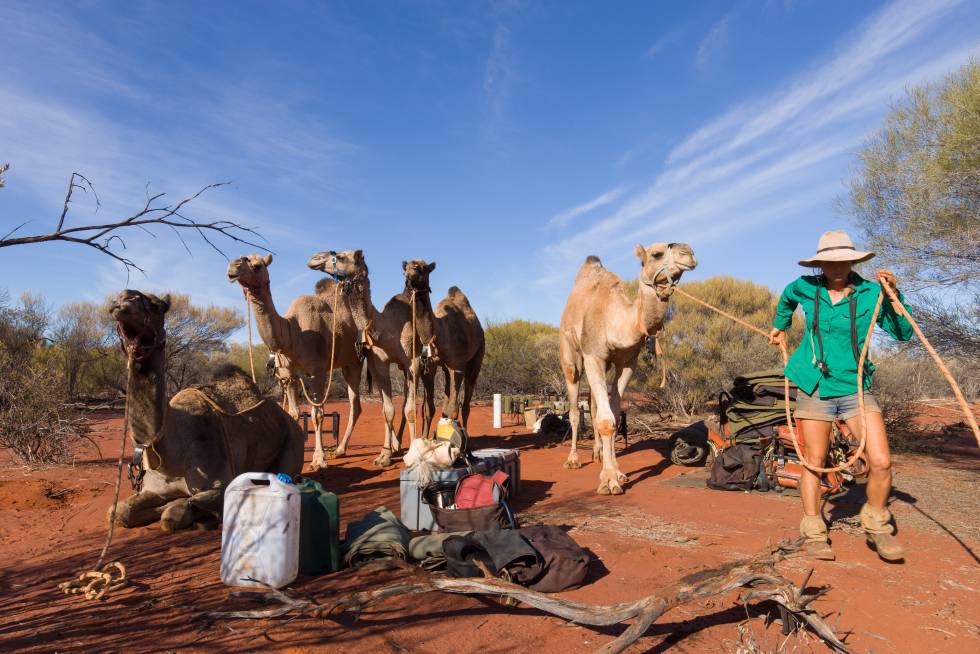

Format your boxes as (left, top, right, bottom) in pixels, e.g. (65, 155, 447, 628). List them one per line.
(402, 259, 435, 293)
(109, 289, 169, 365)
(634, 242, 697, 293)
(307, 249, 367, 281)
(227, 253, 273, 291)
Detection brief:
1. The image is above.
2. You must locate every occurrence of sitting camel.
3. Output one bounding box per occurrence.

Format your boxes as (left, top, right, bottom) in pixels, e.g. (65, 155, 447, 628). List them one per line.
(559, 242, 697, 495)
(433, 286, 485, 432)
(307, 250, 438, 460)
(108, 290, 304, 530)
(228, 254, 373, 470)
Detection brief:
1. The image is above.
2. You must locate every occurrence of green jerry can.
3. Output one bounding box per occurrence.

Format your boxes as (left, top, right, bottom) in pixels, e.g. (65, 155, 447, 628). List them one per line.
(296, 478, 341, 575)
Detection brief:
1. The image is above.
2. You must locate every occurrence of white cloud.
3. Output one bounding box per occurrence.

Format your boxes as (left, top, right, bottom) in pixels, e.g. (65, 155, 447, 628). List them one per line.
(548, 187, 627, 227)
(696, 15, 731, 68)
(541, 0, 978, 290)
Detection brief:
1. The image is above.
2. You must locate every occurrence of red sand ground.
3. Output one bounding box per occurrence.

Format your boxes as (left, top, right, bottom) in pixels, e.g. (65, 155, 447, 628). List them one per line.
(1, 401, 977, 653)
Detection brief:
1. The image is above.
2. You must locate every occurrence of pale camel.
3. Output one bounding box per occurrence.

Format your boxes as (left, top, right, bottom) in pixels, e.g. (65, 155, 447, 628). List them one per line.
(308, 251, 438, 457)
(227, 254, 367, 470)
(432, 286, 485, 432)
(108, 289, 304, 530)
(559, 242, 697, 495)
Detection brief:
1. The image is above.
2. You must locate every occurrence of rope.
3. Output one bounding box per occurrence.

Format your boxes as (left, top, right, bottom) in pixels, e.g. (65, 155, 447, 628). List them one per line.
(59, 345, 135, 600)
(411, 290, 419, 438)
(245, 294, 257, 383)
(878, 282, 980, 447)
(655, 332, 666, 389)
(674, 285, 875, 474)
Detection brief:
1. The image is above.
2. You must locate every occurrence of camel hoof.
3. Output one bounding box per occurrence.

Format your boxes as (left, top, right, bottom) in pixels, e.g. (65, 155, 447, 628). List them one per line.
(608, 481, 625, 495)
(616, 471, 628, 484)
(373, 454, 392, 468)
(310, 452, 328, 470)
(331, 448, 347, 459)
(596, 481, 611, 495)
(564, 456, 581, 469)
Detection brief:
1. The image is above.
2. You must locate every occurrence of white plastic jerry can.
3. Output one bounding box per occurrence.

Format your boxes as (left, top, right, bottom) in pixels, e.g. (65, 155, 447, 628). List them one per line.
(220, 472, 301, 588)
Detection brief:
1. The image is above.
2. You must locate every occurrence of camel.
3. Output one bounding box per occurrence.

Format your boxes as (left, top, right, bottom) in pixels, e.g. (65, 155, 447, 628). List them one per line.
(228, 254, 369, 470)
(307, 250, 439, 460)
(433, 286, 485, 432)
(559, 242, 697, 495)
(108, 289, 304, 530)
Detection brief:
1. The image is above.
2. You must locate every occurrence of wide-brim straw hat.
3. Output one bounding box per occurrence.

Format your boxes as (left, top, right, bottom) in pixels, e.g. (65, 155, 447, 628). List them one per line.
(798, 230, 875, 267)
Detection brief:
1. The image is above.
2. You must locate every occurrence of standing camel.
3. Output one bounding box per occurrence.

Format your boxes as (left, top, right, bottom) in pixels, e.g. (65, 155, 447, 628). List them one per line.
(432, 286, 485, 433)
(307, 251, 438, 458)
(228, 254, 367, 470)
(108, 290, 303, 530)
(559, 242, 697, 495)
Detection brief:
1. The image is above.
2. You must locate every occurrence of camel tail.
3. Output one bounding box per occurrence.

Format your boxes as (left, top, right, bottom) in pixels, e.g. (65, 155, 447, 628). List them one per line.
(365, 359, 373, 394)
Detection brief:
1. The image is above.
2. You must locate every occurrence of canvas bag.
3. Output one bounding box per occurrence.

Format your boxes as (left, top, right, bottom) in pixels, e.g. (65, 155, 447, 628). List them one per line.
(707, 443, 760, 491)
(428, 471, 515, 532)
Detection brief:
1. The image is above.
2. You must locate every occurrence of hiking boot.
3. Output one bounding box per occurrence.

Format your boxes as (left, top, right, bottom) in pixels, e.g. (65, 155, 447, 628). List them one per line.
(860, 504, 905, 562)
(800, 515, 835, 561)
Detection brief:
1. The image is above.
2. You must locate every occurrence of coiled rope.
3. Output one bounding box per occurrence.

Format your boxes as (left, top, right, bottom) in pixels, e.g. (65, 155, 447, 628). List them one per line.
(58, 346, 135, 601)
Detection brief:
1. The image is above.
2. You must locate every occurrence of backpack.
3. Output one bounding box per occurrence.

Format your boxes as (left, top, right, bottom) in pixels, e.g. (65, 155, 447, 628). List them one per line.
(707, 443, 761, 491)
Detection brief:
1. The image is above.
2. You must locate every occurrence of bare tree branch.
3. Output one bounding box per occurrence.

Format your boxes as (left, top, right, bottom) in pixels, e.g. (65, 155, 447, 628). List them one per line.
(1, 172, 271, 274)
(205, 539, 849, 654)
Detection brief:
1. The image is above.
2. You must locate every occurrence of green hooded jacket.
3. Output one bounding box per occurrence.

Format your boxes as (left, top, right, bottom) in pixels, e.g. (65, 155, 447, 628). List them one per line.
(772, 273, 913, 398)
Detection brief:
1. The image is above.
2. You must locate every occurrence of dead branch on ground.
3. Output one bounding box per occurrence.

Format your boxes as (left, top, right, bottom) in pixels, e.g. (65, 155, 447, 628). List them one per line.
(206, 539, 849, 654)
(1, 169, 269, 274)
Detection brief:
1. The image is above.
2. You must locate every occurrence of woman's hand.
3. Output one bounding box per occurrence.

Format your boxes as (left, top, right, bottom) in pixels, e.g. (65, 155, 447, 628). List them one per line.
(876, 269, 898, 288)
(768, 328, 786, 348)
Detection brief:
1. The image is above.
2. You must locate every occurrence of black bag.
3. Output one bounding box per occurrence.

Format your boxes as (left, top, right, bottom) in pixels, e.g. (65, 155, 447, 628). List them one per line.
(518, 525, 590, 593)
(707, 443, 760, 491)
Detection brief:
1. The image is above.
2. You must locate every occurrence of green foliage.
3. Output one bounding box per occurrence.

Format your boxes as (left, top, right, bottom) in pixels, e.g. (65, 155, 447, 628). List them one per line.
(634, 277, 803, 417)
(479, 319, 562, 396)
(847, 60, 980, 291)
(846, 60, 980, 359)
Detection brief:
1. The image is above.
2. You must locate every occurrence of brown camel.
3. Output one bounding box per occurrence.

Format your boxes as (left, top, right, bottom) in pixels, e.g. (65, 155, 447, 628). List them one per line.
(559, 242, 697, 495)
(308, 251, 438, 456)
(433, 286, 485, 432)
(227, 254, 367, 470)
(108, 290, 304, 530)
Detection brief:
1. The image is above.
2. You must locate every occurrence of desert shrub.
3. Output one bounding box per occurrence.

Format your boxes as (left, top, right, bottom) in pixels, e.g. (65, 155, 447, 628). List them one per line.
(478, 320, 562, 397)
(631, 277, 803, 418)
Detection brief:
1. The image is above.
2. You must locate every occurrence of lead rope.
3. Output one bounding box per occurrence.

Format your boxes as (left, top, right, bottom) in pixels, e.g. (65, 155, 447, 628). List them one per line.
(295, 282, 341, 410)
(877, 283, 980, 447)
(58, 345, 135, 601)
(674, 285, 874, 474)
(244, 294, 257, 383)
(411, 289, 420, 439)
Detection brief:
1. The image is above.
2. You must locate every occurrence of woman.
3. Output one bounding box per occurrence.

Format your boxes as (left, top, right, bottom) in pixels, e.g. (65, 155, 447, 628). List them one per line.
(769, 230, 913, 562)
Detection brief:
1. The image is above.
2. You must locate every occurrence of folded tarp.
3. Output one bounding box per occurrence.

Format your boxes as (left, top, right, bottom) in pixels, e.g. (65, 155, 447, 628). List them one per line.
(342, 506, 410, 568)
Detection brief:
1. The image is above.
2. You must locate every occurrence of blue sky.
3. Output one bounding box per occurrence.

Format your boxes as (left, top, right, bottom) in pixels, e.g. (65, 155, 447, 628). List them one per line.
(2, 0, 978, 335)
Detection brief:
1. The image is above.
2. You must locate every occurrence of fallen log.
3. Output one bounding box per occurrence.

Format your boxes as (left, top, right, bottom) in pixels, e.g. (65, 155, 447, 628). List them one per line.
(206, 538, 849, 653)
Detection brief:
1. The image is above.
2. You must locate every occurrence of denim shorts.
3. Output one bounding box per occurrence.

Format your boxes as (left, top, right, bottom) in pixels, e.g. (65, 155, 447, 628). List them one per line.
(794, 389, 881, 422)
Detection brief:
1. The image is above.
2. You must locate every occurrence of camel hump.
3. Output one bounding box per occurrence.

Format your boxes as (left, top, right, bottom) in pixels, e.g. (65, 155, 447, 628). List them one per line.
(585, 255, 602, 265)
(445, 286, 473, 308)
(575, 255, 606, 282)
(315, 277, 336, 295)
(178, 364, 264, 413)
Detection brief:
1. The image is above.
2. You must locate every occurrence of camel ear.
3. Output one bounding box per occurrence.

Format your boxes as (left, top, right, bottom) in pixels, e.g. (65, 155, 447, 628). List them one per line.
(262, 253, 273, 266)
(402, 260, 408, 271)
(158, 294, 171, 313)
(425, 261, 436, 273)
(354, 249, 363, 262)
(634, 244, 647, 262)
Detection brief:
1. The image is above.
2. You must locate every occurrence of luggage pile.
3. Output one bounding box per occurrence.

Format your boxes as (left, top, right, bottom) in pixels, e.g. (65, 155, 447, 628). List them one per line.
(668, 369, 868, 495)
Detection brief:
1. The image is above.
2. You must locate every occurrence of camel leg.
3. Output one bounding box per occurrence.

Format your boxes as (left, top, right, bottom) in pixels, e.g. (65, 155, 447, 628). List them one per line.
(583, 355, 622, 495)
(309, 369, 329, 470)
(334, 364, 363, 457)
(590, 391, 600, 464)
(562, 369, 583, 469)
(403, 362, 419, 441)
(395, 368, 409, 444)
(111, 490, 182, 528)
(284, 377, 301, 420)
(442, 367, 459, 420)
(421, 369, 437, 439)
(369, 354, 398, 467)
(462, 342, 484, 431)
(609, 364, 634, 484)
